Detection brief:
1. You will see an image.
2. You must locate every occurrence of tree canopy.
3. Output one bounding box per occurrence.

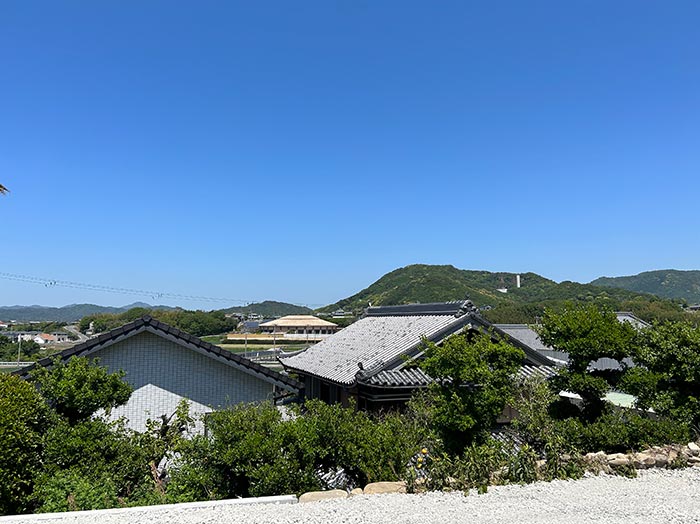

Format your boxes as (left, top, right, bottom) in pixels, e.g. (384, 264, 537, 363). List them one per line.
(536, 304, 636, 421)
(30, 357, 133, 424)
(624, 320, 700, 426)
(420, 332, 524, 453)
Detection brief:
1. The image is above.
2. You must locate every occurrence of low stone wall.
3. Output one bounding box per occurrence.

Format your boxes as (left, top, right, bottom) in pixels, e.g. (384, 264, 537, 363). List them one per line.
(297, 441, 700, 502)
(583, 441, 700, 473)
(299, 482, 406, 502)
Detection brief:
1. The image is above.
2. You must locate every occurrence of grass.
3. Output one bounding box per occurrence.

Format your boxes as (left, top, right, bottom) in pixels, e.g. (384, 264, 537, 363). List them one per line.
(217, 343, 308, 353)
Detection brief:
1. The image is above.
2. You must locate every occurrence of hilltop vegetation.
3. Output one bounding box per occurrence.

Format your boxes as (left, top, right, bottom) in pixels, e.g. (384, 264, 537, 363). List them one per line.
(219, 300, 312, 317)
(319, 264, 691, 324)
(0, 303, 176, 323)
(591, 270, 700, 305)
(79, 308, 237, 337)
(1, 301, 310, 324)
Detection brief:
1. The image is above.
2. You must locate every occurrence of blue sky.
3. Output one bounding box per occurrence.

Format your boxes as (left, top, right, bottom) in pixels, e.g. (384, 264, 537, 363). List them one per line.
(1, 1, 699, 309)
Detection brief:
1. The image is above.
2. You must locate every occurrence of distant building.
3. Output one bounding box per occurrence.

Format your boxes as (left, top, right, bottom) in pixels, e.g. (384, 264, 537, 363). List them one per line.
(259, 315, 340, 340)
(16, 316, 300, 432)
(34, 333, 57, 345)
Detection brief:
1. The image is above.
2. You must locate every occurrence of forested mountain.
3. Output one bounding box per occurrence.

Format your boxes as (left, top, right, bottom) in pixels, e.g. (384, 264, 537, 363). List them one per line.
(591, 270, 700, 305)
(219, 301, 312, 317)
(0, 302, 175, 322)
(0, 300, 310, 323)
(318, 264, 691, 323)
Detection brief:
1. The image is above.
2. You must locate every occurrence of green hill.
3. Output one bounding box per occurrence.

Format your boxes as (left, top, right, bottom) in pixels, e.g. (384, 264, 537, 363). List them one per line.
(220, 300, 312, 318)
(591, 270, 700, 305)
(319, 264, 690, 323)
(0, 302, 176, 323)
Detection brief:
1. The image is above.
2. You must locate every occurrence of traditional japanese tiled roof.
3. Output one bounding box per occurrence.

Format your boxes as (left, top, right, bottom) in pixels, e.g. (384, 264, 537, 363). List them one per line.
(15, 316, 301, 391)
(494, 324, 551, 352)
(280, 301, 551, 386)
(357, 364, 557, 388)
(496, 315, 643, 371)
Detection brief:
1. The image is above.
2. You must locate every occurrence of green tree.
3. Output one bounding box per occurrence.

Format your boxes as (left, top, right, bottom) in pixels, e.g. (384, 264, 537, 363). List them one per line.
(0, 374, 51, 515)
(624, 321, 700, 427)
(535, 304, 636, 421)
(419, 332, 524, 454)
(30, 357, 132, 424)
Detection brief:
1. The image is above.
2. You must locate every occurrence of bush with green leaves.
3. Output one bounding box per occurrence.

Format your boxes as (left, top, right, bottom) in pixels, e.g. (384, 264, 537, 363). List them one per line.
(535, 304, 636, 421)
(169, 399, 432, 500)
(33, 471, 119, 513)
(556, 411, 689, 454)
(30, 357, 132, 424)
(624, 320, 700, 427)
(0, 374, 51, 515)
(419, 332, 524, 453)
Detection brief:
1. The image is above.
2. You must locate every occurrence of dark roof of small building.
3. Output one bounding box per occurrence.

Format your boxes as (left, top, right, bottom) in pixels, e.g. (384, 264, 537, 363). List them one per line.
(280, 301, 551, 386)
(15, 316, 301, 391)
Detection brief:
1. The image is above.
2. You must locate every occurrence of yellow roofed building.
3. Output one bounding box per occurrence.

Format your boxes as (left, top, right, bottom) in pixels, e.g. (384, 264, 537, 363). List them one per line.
(259, 315, 340, 339)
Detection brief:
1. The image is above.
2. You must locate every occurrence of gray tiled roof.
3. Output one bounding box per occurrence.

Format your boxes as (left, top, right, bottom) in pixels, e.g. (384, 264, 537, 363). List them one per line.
(15, 316, 301, 391)
(495, 324, 550, 352)
(280, 310, 472, 385)
(496, 321, 638, 371)
(358, 364, 557, 388)
(615, 312, 650, 329)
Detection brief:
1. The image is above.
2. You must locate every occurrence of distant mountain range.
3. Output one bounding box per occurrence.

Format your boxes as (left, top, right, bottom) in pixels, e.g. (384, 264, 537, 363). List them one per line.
(318, 264, 695, 323)
(0, 300, 311, 323)
(318, 264, 648, 312)
(0, 302, 178, 322)
(3, 267, 698, 324)
(591, 270, 700, 305)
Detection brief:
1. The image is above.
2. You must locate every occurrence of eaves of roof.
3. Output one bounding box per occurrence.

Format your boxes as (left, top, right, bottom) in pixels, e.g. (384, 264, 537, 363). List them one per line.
(357, 364, 557, 388)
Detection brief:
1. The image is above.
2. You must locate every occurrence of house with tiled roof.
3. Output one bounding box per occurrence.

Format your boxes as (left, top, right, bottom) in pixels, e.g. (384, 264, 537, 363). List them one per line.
(495, 311, 647, 370)
(16, 316, 301, 431)
(279, 301, 553, 410)
(259, 315, 340, 338)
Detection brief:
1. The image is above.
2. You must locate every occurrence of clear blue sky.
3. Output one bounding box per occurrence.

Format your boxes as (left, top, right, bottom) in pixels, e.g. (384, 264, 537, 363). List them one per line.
(1, 1, 699, 309)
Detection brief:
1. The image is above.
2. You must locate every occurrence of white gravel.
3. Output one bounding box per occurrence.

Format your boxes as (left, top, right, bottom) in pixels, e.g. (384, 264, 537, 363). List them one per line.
(5, 468, 700, 524)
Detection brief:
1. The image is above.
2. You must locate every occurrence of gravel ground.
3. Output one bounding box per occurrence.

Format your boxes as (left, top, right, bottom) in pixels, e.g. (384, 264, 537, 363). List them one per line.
(5, 468, 700, 524)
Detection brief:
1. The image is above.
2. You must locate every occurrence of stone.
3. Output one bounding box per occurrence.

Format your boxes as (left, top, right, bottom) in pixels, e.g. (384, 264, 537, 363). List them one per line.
(606, 453, 626, 463)
(584, 451, 607, 463)
(687, 456, 700, 464)
(632, 453, 656, 469)
(299, 490, 348, 503)
(363, 481, 407, 495)
(654, 454, 668, 468)
(688, 442, 700, 456)
(608, 457, 630, 467)
(349, 488, 363, 497)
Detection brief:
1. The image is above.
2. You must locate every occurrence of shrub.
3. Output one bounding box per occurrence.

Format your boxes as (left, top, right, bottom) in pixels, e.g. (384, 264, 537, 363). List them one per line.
(420, 333, 524, 453)
(30, 357, 132, 424)
(556, 411, 689, 454)
(33, 471, 119, 513)
(0, 375, 51, 515)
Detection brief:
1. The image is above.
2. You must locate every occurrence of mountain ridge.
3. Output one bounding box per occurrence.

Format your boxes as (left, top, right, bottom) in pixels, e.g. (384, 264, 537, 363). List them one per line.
(591, 269, 700, 304)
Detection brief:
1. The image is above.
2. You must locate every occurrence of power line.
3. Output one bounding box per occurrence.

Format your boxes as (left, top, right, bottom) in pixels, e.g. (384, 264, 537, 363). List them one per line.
(0, 271, 255, 305)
